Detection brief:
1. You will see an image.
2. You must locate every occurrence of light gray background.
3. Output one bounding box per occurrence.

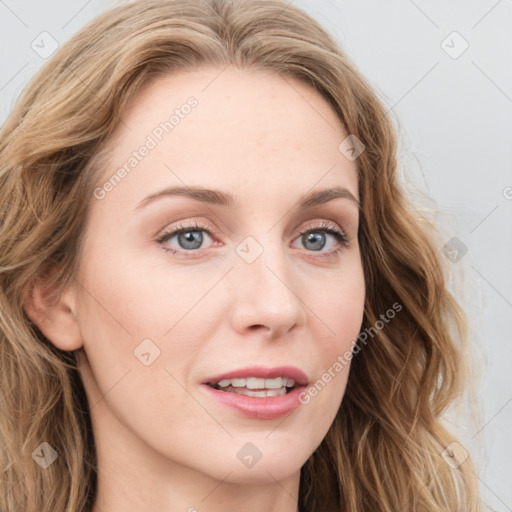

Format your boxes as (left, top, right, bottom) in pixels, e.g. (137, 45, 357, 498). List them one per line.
(1, 0, 511, 510)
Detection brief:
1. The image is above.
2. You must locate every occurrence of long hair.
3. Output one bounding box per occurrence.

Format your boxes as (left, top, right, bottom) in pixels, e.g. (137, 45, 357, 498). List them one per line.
(0, 0, 481, 510)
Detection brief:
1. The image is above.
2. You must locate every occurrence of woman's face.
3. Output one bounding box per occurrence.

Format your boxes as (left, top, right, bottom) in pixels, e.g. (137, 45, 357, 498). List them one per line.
(73, 66, 365, 484)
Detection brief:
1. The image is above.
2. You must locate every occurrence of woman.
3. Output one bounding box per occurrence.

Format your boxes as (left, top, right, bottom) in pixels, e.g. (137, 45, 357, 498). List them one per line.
(0, 0, 481, 510)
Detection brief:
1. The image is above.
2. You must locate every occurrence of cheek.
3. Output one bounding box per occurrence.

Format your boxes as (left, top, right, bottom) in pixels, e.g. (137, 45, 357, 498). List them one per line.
(300, 259, 365, 413)
(311, 256, 366, 352)
(73, 249, 232, 408)
(76, 246, 221, 339)
(74, 256, 215, 444)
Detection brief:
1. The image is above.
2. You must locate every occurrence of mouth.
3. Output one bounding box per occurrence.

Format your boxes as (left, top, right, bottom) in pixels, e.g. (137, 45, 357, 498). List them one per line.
(201, 366, 309, 420)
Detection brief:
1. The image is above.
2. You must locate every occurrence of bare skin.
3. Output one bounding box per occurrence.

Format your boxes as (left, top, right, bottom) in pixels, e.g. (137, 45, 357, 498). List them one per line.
(25, 66, 365, 512)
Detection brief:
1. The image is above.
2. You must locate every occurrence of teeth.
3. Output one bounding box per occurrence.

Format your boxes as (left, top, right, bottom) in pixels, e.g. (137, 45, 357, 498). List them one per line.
(265, 377, 282, 389)
(227, 387, 288, 397)
(213, 377, 297, 389)
(246, 377, 265, 389)
(265, 388, 286, 397)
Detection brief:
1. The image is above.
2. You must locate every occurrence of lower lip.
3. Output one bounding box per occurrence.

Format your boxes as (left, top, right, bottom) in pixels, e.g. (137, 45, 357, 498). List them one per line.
(201, 384, 306, 420)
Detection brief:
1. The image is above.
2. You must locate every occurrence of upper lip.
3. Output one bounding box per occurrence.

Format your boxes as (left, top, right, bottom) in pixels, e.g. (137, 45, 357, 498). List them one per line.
(202, 365, 309, 386)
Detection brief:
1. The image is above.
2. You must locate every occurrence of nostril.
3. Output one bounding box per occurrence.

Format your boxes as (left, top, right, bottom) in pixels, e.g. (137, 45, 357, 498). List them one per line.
(249, 324, 268, 331)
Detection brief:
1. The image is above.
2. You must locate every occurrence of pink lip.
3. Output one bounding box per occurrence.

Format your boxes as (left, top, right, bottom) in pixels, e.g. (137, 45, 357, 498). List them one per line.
(202, 365, 309, 386)
(201, 365, 309, 420)
(202, 385, 307, 420)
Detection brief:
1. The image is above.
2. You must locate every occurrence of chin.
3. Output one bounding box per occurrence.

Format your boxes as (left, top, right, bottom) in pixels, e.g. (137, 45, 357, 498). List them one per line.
(211, 437, 314, 484)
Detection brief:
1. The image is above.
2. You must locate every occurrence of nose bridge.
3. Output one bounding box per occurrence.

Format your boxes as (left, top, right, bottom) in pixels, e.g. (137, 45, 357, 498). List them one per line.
(229, 228, 306, 336)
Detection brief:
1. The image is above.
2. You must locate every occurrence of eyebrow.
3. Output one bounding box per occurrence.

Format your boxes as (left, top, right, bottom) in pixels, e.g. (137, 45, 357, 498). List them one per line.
(134, 185, 361, 211)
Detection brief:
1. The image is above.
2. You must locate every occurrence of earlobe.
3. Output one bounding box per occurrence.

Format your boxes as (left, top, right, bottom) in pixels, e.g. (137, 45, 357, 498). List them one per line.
(22, 276, 84, 352)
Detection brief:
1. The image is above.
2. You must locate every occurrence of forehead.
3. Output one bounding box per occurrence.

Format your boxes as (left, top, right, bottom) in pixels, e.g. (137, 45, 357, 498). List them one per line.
(94, 65, 359, 209)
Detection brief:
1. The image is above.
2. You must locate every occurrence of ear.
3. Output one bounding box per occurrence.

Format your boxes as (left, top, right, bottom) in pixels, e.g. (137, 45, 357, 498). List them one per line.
(22, 272, 84, 352)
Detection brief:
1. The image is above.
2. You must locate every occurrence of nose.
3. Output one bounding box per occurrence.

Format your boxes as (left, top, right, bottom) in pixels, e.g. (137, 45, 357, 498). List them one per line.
(229, 238, 307, 339)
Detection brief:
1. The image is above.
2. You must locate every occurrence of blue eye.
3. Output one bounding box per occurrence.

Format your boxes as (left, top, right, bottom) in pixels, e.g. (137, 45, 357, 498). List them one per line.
(296, 223, 350, 251)
(157, 221, 215, 253)
(166, 229, 208, 251)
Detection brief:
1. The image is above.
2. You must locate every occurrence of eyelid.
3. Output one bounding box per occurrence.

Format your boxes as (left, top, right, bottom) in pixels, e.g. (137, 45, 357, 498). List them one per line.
(293, 219, 347, 236)
(157, 219, 346, 240)
(156, 220, 217, 244)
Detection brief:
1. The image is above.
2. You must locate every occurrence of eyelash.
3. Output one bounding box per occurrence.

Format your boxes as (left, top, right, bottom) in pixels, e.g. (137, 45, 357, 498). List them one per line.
(156, 220, 351, 260)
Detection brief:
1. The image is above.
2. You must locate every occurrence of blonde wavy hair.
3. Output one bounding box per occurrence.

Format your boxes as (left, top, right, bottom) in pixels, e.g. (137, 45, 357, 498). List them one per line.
(0, 0, 481, 510)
